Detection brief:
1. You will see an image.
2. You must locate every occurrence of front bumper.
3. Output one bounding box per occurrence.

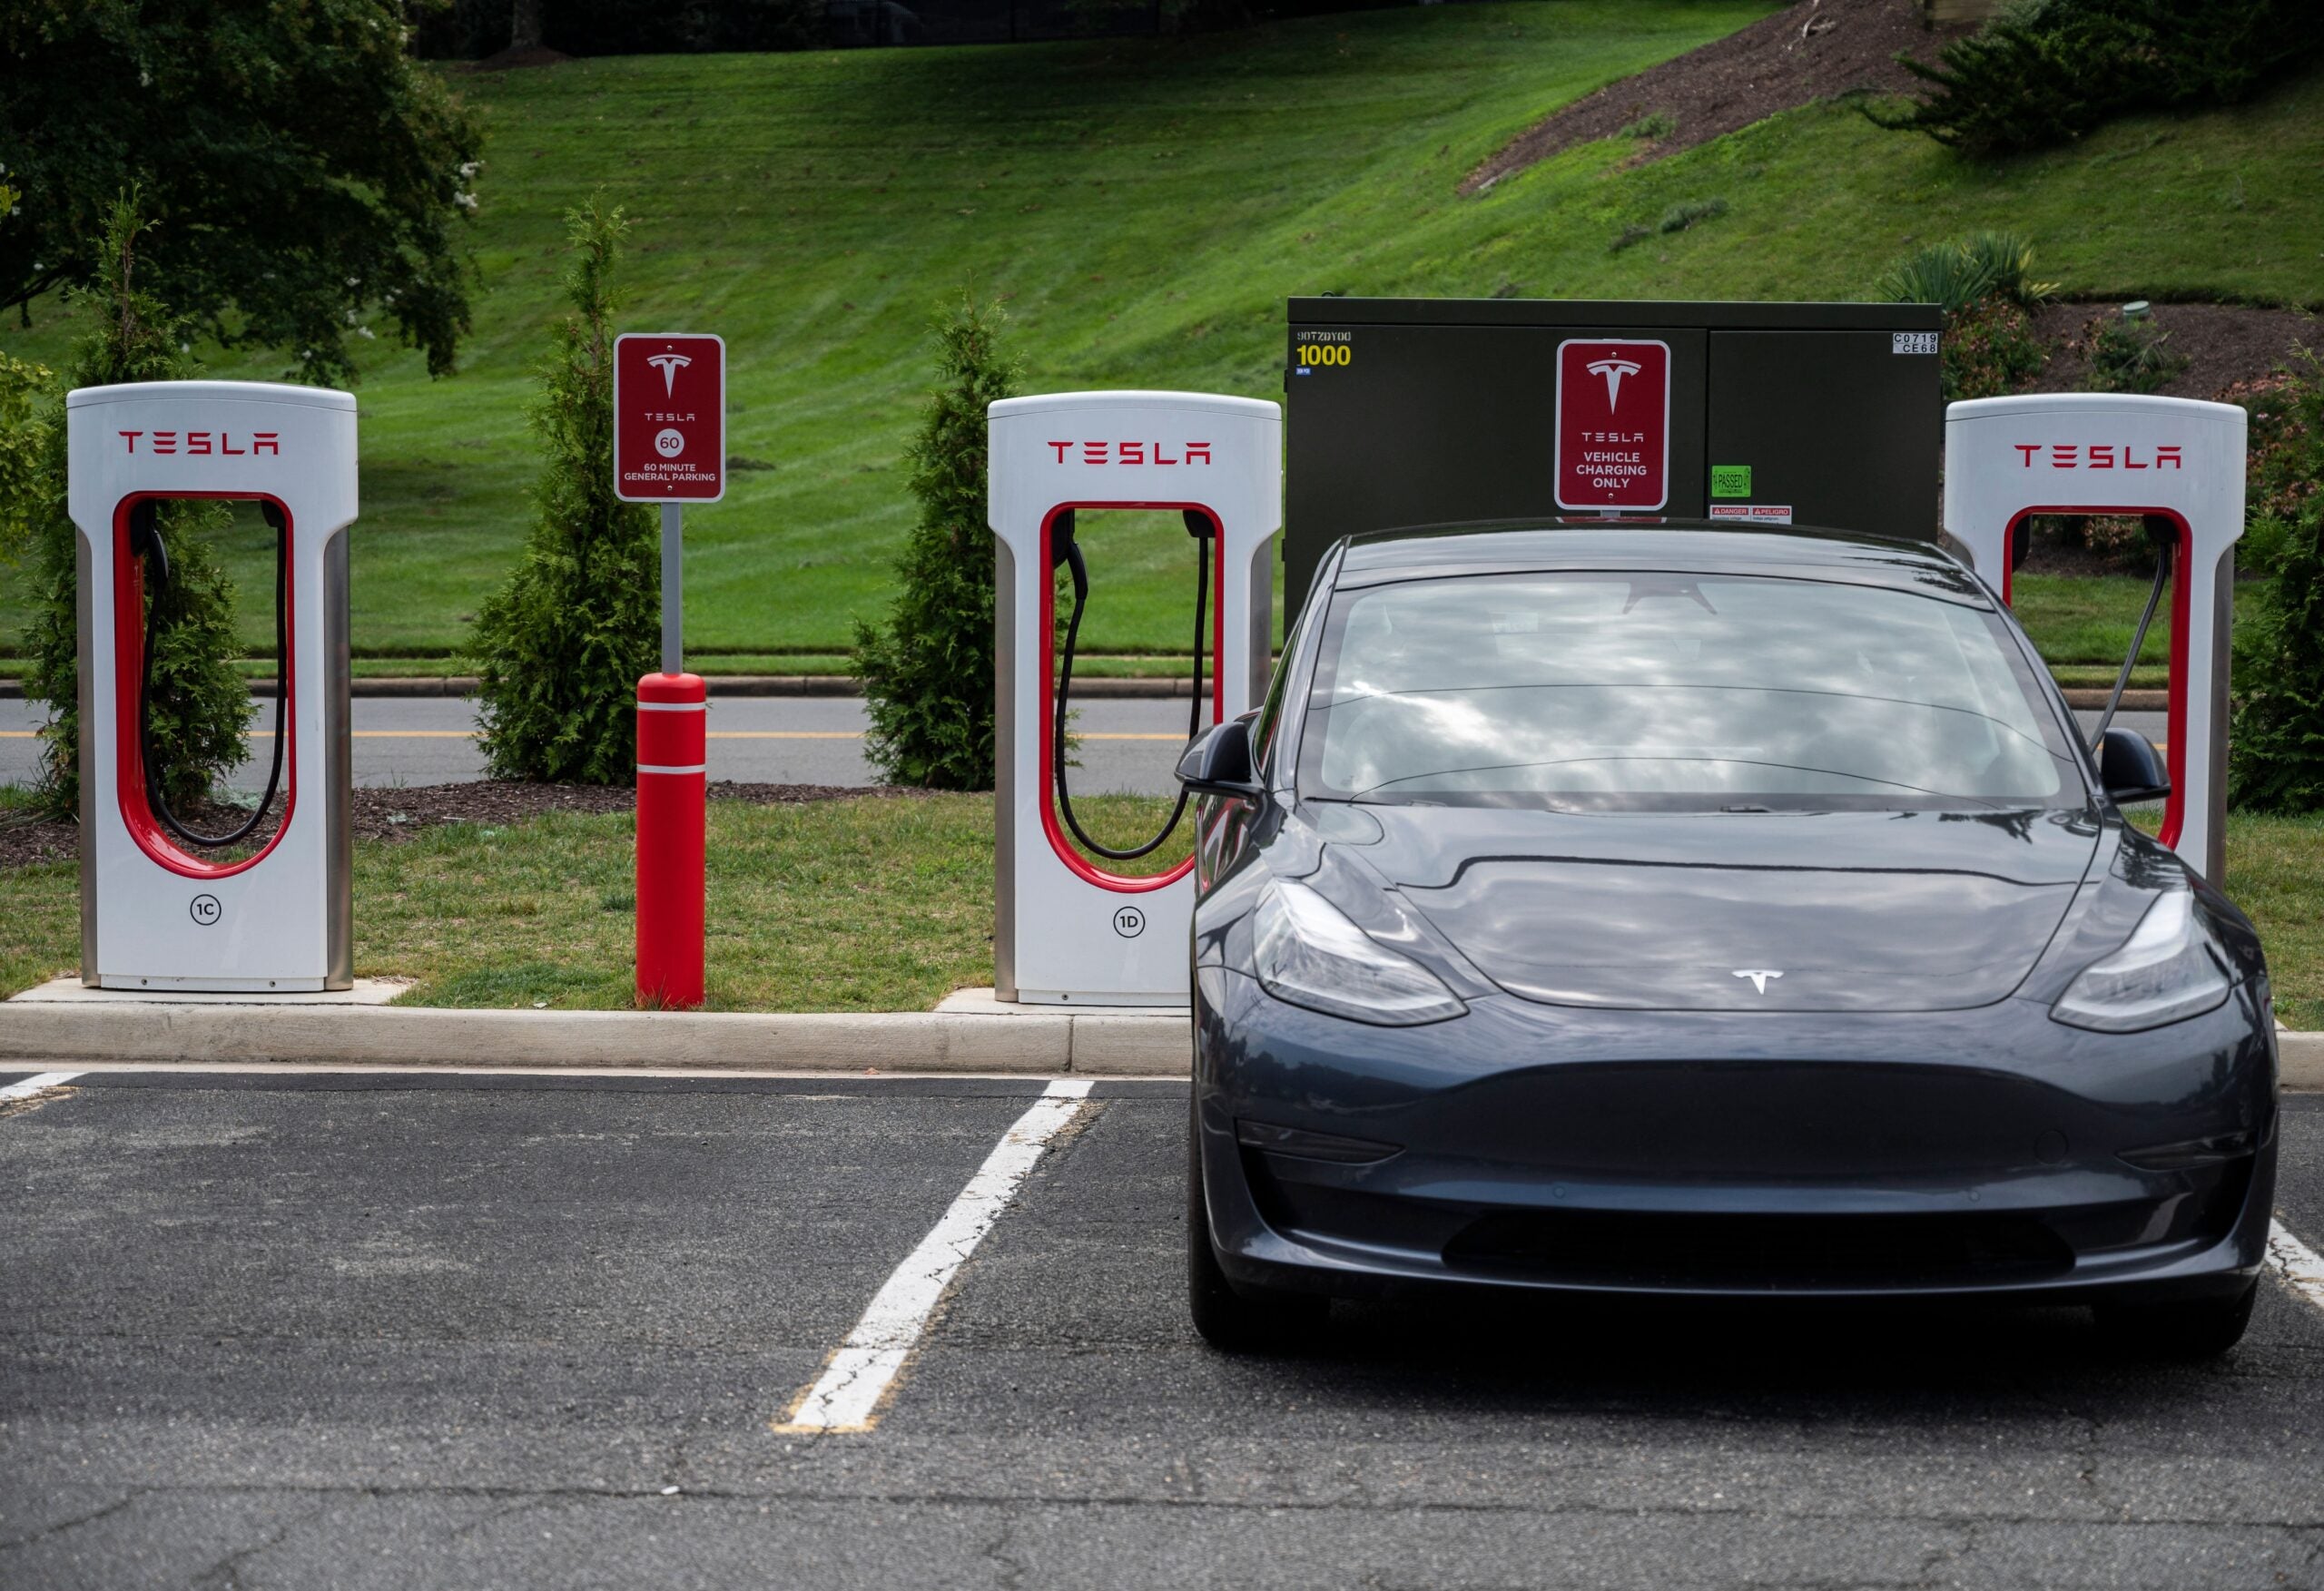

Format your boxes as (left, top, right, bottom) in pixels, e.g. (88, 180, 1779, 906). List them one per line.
(1195, 968, 2279, 1304)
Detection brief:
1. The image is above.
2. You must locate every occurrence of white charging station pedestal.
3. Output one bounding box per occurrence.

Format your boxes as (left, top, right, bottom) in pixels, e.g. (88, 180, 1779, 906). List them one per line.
(990, 391, 1282, 1006)
(1944, 393, 2247, 882)
(69, 381, 356, 991)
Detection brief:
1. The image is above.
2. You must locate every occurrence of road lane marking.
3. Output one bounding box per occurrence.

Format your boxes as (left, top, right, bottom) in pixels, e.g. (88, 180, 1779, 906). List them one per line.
(774, 1078, 1094, 1435)
(2270, 1219, 2324, 1317)
(1, 1071, 80, 1100)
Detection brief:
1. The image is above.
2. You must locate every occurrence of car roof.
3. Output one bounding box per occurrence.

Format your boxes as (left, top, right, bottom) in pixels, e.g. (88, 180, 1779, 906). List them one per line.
(1330, 519, 1990, 604)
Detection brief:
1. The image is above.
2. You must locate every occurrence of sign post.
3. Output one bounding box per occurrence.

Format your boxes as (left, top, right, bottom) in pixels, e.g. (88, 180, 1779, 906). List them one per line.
(615, 333, 724, 1009)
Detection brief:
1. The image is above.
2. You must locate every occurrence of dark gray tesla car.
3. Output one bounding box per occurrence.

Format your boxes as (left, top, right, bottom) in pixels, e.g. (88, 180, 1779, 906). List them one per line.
(1176, 522, 2277, 1356)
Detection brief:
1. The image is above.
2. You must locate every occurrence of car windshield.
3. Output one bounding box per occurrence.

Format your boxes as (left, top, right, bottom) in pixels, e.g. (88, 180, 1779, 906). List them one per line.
(1297, 570, 2080, 812)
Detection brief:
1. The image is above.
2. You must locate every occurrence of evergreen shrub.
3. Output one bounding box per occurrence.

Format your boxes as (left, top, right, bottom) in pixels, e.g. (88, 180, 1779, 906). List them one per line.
(17, 193, 249, 819)
(469, 197, 660, 784)
(853, 298, 1019, 791)
(2230, 350, 2324, 812)
(1868, 0, 2323, 159)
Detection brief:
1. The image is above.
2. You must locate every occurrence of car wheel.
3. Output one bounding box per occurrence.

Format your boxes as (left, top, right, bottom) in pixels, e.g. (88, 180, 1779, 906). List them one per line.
(2093, 1280, 2259, 1360)
(1187, 1097, 1328, 1352)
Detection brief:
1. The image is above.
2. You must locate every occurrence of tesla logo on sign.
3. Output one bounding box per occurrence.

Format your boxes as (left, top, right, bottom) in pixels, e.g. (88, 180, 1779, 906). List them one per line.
(1732, 969, 1783, 994)
(615, 333, 725, 503)
(1584, 357, 1642, 408)
(1555, 339, 1669, 512)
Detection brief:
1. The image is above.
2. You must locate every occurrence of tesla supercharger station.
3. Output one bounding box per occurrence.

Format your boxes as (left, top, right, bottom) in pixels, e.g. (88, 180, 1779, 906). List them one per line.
(69, 381, 355, 990)
(1945, 393, 2247, 883)
(990, 391, 1281, 1005)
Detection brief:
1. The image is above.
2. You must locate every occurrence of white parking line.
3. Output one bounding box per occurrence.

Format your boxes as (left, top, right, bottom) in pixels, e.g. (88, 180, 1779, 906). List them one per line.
(2270, 1219, 2324, 1317)
(0, 1071, 80, 1103)
(774, 1078, 1094, 1435)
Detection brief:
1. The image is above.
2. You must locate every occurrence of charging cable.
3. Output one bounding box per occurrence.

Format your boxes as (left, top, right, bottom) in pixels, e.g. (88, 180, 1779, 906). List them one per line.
(1051, 508, 1212, 861)
(128, 499, 289, 849)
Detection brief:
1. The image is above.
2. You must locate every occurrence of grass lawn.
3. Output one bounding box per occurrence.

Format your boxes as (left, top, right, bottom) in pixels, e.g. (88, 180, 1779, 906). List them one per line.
(0, 791, 1189, 1012)
(2, 5, 2315, 662)
(5, 793, 2322, 1026)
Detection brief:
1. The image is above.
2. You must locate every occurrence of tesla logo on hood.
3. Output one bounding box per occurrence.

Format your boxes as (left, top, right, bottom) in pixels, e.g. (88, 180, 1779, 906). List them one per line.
(1732, 969, 1784, 994)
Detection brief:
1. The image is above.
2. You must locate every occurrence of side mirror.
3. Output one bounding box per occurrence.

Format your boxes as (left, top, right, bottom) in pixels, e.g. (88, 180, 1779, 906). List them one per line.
(1177, 717, 1262, 802)
(2096, 725, 2171, 806)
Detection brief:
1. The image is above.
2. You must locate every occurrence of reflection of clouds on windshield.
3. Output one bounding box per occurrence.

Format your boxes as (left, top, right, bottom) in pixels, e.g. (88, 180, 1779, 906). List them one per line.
(1312, 575, 2070, 806)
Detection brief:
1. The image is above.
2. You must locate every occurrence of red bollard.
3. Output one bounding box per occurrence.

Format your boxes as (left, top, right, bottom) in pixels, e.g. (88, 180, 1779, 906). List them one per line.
(635, 672, 706, 1009)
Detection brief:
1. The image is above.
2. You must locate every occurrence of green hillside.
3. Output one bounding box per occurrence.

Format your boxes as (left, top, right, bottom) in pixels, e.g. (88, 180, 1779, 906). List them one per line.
(4, 1, 2319, 658)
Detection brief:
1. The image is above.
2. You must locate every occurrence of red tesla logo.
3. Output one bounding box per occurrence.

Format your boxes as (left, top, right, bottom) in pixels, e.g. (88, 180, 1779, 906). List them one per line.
(2012, 443, 2183, 470)
(119, 430, 280, 456)
(1045, 441, 1213, 466)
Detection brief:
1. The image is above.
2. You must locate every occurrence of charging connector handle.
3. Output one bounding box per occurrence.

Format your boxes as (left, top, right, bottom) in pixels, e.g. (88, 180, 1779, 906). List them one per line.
(2089, 516, 2175, 753)
(132, 499, 290, 850)
(1051, 508, 1211, 862)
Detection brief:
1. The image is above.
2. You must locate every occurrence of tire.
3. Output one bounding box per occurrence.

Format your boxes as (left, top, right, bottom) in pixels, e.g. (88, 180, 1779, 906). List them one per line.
(1187, 1095, 1328, 1352)
(2093, 1280, 2258, 1360)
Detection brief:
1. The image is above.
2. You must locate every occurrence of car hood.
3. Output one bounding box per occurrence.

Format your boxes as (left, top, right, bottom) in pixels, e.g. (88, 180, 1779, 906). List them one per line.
(1349, 805, 2100, 1013)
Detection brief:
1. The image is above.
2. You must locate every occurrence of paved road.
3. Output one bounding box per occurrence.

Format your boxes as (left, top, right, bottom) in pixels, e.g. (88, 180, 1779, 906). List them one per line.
(1, 1068, 2319, 1588)
(0, 696, 1213, 796)
(0, 699, 2171, 799)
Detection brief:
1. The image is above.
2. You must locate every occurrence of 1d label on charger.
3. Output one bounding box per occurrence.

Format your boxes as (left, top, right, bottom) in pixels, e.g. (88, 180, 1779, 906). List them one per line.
(1112, 907, 1147, 938)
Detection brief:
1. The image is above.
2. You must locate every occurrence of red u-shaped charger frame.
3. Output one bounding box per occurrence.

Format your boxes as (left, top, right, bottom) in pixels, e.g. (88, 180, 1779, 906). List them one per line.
(1999, 505, 2191, 853)
(1036, 500, 1225, 894)
(109, 491, 298, 879)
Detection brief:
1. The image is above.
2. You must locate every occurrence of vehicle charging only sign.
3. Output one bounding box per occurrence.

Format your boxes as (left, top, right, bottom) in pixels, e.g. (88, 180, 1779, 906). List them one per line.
(615, 333, 725, 502)
(1552, 338, 1670, 512)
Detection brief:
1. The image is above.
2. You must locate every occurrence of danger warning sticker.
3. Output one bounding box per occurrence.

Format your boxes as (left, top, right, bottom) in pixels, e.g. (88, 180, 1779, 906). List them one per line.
(1708, 504, 1795, 525)
(1553, 339, 1670, 512)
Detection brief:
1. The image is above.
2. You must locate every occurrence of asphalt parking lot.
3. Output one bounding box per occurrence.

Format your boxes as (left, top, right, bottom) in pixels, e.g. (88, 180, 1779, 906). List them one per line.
(2, 1068, 2320, 1589)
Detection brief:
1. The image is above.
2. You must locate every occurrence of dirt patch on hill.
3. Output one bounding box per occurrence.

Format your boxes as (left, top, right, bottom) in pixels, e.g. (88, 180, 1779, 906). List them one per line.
(2024, 300, 2322, 402)
(1465, 0, 1965, 195)
(0, 781, 919, 870)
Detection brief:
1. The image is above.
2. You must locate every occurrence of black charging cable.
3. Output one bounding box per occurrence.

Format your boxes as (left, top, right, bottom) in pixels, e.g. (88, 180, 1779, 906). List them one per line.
(1051, 508, 1212, 861)
(2089, 515, 2175, 752)
(130, 499, 289, 849)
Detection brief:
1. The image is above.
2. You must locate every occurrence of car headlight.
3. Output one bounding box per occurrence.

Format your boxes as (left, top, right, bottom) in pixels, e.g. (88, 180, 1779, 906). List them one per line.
(1252, 879, 1467, 1026)
(2050, 890, 2232, 1033)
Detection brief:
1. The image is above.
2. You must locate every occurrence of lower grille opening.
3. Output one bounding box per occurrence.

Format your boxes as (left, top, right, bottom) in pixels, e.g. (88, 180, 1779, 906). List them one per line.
(1443, 1208, 2075, 1290)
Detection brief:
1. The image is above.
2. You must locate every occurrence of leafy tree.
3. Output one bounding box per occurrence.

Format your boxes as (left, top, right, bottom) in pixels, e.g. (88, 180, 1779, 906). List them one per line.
(0, 0, 485, 383)
(18, 192, 250, 819)
(2230, 349, 2324, 813)
(853, 298, 1020, 791)
(469, 195, 660, 784)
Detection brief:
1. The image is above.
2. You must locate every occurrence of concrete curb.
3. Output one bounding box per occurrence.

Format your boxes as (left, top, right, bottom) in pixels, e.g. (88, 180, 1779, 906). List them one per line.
(0, 1002, 1188, 1076)
(2059, 688, 2167, 711)
(0, 1000, 2313, 1087)
(2283, 1031, 2324, 1094)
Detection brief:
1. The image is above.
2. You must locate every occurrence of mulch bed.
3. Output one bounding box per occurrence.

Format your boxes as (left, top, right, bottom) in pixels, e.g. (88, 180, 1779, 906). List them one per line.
(0, 781, 914, 871)
(2024, 301, 2324, 404)
(1463, 0, 1965, 194)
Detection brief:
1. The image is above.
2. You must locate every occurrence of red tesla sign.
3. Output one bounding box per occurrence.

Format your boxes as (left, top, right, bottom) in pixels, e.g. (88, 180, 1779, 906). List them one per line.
(1553, 338, 1670, 512)
(615, 333, 725, 503)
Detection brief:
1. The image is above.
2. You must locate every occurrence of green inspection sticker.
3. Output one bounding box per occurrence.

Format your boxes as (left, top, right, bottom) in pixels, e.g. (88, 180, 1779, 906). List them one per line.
(1710, 465, 1752, 499)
